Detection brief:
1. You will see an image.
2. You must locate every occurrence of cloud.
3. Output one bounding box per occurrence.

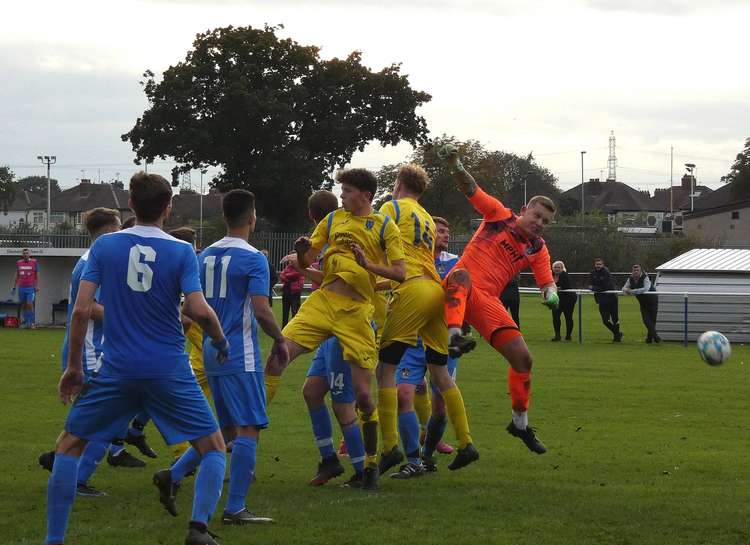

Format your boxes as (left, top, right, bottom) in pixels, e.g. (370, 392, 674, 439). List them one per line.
(583, 0, 748, 15)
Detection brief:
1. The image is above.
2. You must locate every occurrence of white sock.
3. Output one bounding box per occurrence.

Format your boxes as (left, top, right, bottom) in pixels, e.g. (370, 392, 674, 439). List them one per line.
(512, 410, 528, 430)
(448, 327, 462, 338)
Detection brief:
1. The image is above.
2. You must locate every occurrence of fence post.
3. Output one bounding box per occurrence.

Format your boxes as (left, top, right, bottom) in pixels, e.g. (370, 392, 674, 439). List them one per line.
(578, 292, 583, 344)
(683, 293, 689, 348)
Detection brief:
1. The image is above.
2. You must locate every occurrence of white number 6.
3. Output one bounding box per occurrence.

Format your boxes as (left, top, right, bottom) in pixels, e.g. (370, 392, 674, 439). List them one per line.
(127, 244, 156, 292)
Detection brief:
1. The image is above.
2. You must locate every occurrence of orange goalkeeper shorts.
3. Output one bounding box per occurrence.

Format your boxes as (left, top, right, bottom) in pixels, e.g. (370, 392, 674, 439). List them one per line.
(465, 286, 522, 348)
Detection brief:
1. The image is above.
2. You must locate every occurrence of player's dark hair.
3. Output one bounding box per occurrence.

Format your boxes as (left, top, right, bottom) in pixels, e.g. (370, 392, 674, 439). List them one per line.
(397, 163, 429, 195)
(223, 189, 256, 228)
(121, 216, 136, 229)
(82, 207, 120, 236)
(169, 226, 197, 246)
(336, 168, 377, 202)
(308, 190, 339, 224)
(129, 171, 173, 223)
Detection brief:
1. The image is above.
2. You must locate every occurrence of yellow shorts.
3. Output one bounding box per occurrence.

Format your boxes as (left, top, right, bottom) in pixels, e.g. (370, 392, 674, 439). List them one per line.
(283, 288, 377, 370)
(379, 278, 448, 355)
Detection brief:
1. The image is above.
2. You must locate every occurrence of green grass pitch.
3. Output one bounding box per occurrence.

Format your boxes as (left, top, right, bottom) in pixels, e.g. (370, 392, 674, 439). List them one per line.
(1, 295, 749, 545)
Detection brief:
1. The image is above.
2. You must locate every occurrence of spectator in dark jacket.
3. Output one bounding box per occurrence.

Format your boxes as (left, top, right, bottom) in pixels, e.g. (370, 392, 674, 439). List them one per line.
(589, 257, 623, 342)
(500, 274, 521, 329)
(280, 258, 305, 327)
(622, 264, 660, 343)
(551, 260, 576, 341)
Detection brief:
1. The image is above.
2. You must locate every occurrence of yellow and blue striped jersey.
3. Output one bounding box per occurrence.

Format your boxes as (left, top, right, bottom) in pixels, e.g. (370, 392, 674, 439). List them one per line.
(379, 198, 440, 283)
(310, 208, 404, 302)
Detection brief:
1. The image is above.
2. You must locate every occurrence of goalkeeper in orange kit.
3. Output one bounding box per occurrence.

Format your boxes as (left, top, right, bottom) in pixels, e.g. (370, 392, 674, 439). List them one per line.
(437, 144, 559, 454)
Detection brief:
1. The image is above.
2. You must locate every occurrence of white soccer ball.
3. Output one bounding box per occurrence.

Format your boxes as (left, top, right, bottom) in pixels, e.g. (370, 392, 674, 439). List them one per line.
(697, 331, 731, 366)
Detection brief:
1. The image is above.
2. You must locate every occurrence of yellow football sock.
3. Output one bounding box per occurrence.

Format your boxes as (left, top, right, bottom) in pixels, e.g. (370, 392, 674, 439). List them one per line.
(442, 385, 472, 449)
(414, 388, 432, 430)
(359, 408, 379, 468)
(265, 375, 281, 405)
(378, 387, 398, 452)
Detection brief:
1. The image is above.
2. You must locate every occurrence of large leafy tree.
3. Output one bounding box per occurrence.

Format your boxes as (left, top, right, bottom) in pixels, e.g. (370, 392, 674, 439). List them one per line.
(122, 24, 431, 228)
(16, 175, 62, 196)
(726, 137, 750, 201)
(375, 136, 561, 231)
(0, 166, 16, 214)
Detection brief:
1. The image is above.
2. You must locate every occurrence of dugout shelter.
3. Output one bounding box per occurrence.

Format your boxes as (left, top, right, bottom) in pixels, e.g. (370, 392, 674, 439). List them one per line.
(655, 248, 750, 343)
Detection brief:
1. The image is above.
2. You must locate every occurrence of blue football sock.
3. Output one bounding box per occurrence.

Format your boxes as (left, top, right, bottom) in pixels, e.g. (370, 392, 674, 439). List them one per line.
(77, 441, 108, 485)
(309, 406, 335, 459)
(46, 453, 78, 545)
(423, 415, 448, 458)
(398, 411, 421, 464)
(191, 450, 225, 525)
(341, 422, 365, 474)
(225, 436, 257, 515)
(171, 447, 202, 482)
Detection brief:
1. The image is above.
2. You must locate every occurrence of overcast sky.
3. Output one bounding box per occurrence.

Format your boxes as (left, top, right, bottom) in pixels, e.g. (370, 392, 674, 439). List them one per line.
(3, 0, 748, 194)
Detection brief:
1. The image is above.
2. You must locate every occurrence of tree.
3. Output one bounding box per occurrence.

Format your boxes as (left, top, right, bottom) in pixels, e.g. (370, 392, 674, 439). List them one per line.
(0, 166, 16, 214)
(726, 137, 750, 201)
(374, 136, 562, 232)
(122, 24, 431, 229)
(17, 175, 62, 196)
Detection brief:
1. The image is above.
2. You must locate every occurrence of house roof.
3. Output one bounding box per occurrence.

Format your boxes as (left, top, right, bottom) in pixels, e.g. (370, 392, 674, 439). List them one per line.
(166, 193, 224, 227)
(562, 180, 652, 213)
(657, 248, 750, 273)
(5, 189, 46, 212)
(51, 183, 130, 213)
(650, 185, 713, 212)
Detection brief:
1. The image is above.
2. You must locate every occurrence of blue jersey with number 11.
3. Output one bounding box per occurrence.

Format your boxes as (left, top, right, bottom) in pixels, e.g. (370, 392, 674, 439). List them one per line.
(81, 225, 201, 379)
(198, 237, 270, 376)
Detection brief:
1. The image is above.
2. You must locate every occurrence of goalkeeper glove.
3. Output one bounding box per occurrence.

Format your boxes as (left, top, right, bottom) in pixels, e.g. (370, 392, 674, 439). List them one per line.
(211, 337, 230, 364)
(542, 288, 559, 310)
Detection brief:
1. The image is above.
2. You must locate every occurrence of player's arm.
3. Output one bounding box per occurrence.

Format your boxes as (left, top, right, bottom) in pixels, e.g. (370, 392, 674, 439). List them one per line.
(528, 245, 558, 308)
(436, 144, 478, 197)
(90, 303, 104, 321)
(375, 279, 391, 291)
(60, 279, 96, 403)
(351, 245, 405, 282)
(251, 294, 290, 366)
(35, 264, 40, 291)
(182, 291, 226, 346)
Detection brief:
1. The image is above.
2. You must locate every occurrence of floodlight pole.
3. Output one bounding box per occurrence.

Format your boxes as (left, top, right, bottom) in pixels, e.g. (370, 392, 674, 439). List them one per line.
(38, 155, 57, 230)
(580, 151, 586, 218)
(200, 168, 207, 248)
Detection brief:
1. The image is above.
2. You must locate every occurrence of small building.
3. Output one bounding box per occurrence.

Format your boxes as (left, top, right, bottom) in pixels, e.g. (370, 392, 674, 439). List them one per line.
(0, 190, 46, 227)
(655, 248, 750, 343)
(682, 183, 750, 248)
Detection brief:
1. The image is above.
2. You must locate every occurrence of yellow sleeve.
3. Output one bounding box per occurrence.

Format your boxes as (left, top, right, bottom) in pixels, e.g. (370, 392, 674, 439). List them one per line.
(310, 211, 333, 251)
(383, 218, 405, 263)
(379, 200, 396, 221)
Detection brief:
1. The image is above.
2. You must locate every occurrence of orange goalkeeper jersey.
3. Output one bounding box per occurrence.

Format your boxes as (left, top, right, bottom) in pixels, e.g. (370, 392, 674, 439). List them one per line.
(457, 187, 553, 296)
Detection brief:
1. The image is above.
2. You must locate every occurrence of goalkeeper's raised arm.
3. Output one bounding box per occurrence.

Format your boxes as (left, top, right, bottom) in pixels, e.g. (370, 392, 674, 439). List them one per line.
(437, 143, 479, 197)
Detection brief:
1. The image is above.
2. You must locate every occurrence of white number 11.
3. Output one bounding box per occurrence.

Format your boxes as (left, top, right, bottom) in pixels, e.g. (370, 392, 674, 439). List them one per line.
(203, 255, 231, 298)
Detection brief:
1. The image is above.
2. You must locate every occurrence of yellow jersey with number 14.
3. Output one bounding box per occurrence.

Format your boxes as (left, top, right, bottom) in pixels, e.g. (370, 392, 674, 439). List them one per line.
(310, 208, 404, 302)
(379, 197, 440, 283)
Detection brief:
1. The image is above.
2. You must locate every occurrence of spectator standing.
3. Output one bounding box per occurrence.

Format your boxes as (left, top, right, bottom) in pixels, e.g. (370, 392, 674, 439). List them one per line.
(622, 264, 660, 343)
(589, 257, 622, 342)
(500, 274, 521, 329)
(261, 249, 277, 306)
(550, 260, 577, 341)
(13, 248, 40, 328)
(280, 257, 305, 327)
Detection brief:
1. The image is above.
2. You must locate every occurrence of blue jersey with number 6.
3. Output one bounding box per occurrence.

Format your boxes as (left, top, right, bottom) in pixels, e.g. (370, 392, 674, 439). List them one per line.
(198, 237, 270, 376)
(81, 225, 201, 379)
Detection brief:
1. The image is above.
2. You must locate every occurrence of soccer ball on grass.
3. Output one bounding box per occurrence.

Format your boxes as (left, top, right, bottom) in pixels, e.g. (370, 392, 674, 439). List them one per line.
(697, 330, 731, 366)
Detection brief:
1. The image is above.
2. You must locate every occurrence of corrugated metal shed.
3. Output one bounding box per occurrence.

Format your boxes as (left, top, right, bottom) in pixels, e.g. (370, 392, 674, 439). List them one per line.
(655, 249, 750, 343)
(657, 248, 750, 273)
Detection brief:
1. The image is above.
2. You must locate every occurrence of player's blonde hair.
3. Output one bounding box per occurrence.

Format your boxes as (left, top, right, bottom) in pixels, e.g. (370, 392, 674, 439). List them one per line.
(432, 216, 449, 227)
(527, 195, 557, 214)
(397, 163, 430, 196)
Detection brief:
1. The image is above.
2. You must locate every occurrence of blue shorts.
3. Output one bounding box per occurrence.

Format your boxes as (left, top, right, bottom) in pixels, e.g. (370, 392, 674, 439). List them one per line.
(66, 374, 218, 445)
(208, 372, 268, 429)
(306, 337, 355, 404)
(18, 287, 35, 304)
(396, 343, 459, 394)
